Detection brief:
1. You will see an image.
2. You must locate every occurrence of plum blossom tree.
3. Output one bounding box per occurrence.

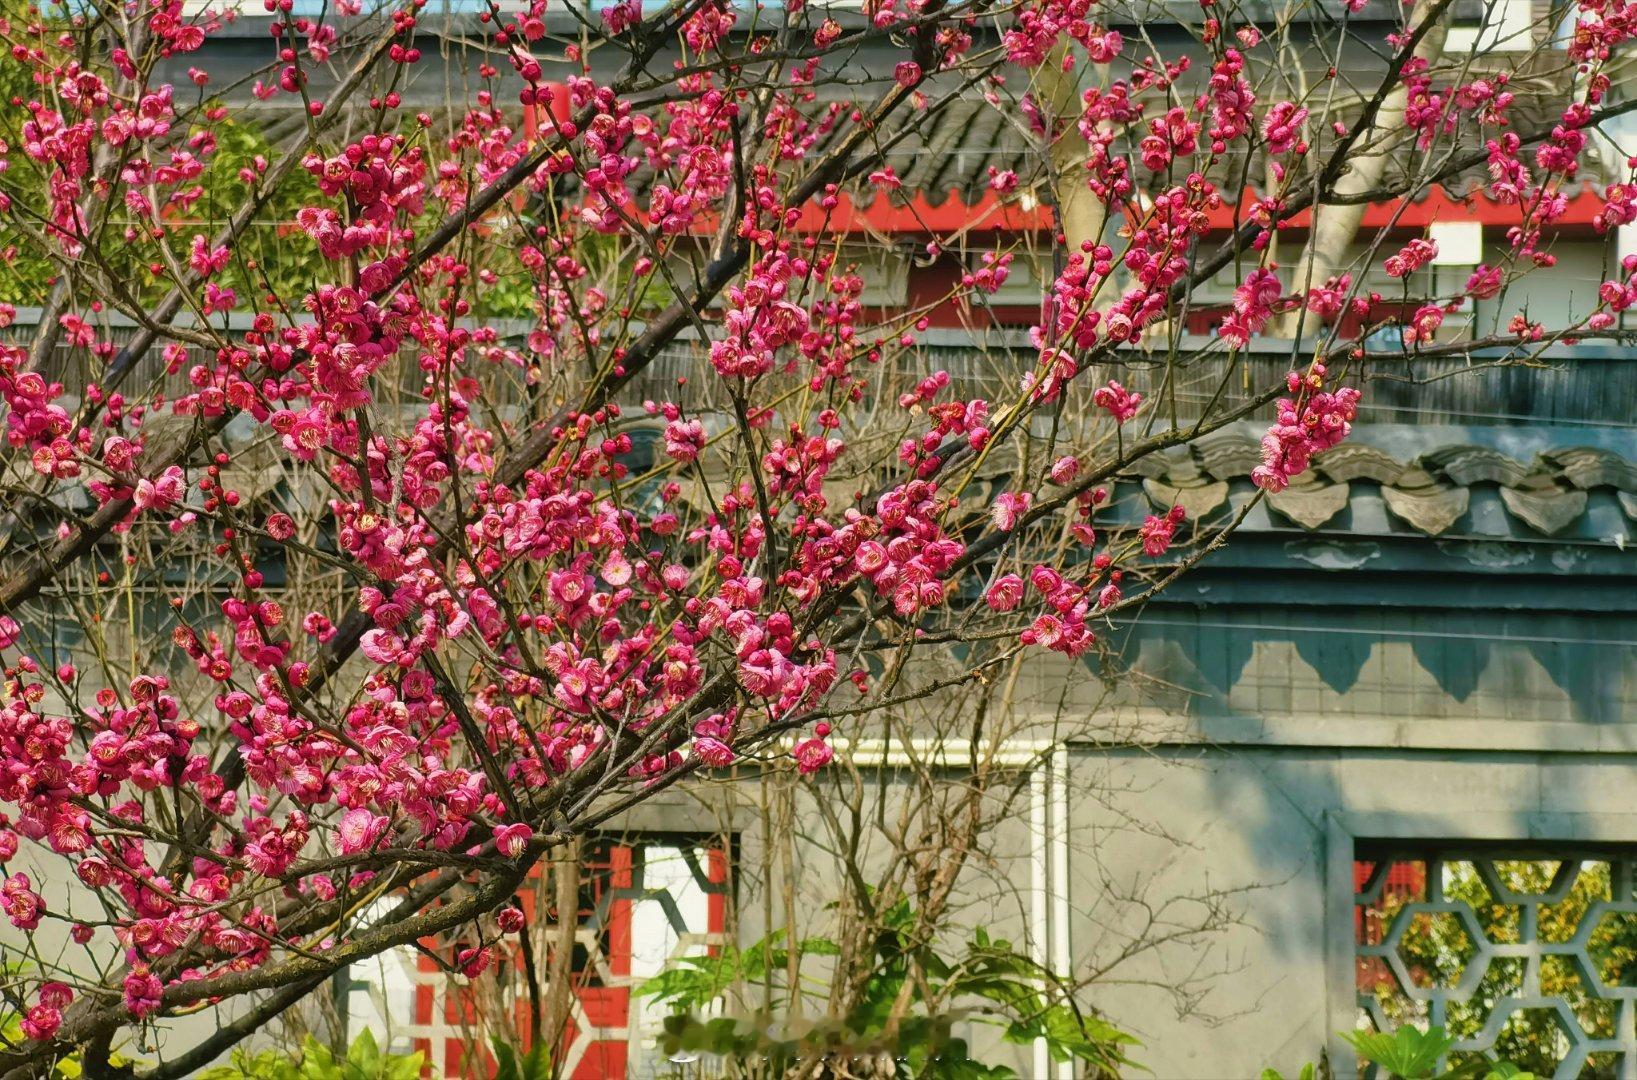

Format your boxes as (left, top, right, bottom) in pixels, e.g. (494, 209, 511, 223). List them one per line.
(0, 0, 1630, 1070)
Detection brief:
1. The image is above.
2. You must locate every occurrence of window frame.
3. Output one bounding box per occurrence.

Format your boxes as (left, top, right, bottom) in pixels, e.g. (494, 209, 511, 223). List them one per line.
(1444, 0, 1533, 54)
(1324, 810, 1637, 1078)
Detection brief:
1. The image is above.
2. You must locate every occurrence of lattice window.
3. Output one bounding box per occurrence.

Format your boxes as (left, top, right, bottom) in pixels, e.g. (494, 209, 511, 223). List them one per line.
(345, 835, 730, 1079)
(1354, 846, 1637, 1079)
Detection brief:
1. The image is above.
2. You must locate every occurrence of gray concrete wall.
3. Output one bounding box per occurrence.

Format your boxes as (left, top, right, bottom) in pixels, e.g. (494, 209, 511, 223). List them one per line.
(1061, 745, 1637, 1077)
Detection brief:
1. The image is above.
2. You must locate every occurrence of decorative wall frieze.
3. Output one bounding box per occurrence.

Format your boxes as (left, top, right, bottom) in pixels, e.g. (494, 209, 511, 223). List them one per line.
(1118, 434, 1637, 538)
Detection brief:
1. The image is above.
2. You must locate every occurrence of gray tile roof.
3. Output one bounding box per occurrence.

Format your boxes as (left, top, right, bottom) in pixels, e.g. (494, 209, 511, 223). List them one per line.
(1125, 430, 1637, 539)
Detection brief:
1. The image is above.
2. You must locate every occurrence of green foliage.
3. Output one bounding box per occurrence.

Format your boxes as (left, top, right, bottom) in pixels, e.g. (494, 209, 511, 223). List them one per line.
(1318, 1025, 1538, 1080)
(1344, 1026, 1460, 1078)
(191, 120, 323, 305)
(1269, 1026, 1538, 1080)
(196, 1031, 424, 1080)
(637, 918, 1137, 1078)
(1257, 1060, 1309, 1080)
(1259, 1065, 1316, 1080)
(634, 934, 841, 1007)
(487, 1037, 554, 1080)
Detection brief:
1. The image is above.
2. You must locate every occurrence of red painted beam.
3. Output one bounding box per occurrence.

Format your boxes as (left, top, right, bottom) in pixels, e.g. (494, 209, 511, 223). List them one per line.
(785, 188, 1056, 233)
(1197, 184, 1608, 234)
(522, 94, 1607, 239)
(824, 184, 1609, 236)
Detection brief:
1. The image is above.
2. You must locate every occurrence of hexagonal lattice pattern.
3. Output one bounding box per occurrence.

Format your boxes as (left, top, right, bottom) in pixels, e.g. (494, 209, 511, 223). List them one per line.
(1355, 851, 1637, 1079)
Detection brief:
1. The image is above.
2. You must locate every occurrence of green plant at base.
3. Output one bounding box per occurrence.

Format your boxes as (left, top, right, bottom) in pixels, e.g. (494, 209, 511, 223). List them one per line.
(488, 1036, 556, 1080)
(196, 1030, 424, 1080)
(1344, 1026, 1464, 1078)
(1260, 1066, 1317, 1080)
(1265, 1026, 1537, 1080)
(636, 910, 1137, 1079)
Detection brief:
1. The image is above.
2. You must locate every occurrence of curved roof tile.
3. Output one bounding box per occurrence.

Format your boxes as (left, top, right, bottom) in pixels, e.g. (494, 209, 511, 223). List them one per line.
(1130, 437, 1637, 539)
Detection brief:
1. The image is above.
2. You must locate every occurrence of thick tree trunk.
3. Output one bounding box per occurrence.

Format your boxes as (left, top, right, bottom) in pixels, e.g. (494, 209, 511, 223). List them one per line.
(542, 839, 582, 1069)
(1039, 46, 1111, 254)
(1272, 15, 1449, 337)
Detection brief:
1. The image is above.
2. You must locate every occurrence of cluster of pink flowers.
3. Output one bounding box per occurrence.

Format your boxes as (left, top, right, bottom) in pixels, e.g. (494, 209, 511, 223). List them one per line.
(1383, 238, 1438, 279)
(1305, 274, 1359, 321)
(2, 873, 42, 930)
(710, 256, 811, 379)
(1593, 253, 1637, 331)
(1406, 72, 1515, 151)
(1261, 101, 1308, 155)
(1017, 565, 1099, 657)
(1203, 49, 1256, 150)
(21, 983, 71, 1041)
(1003, 0, 1117, 67)
(0, 308, 71, 473)
(1251, 365, 1363, 492)
(963, 251, 1014, 294)
(646, 84, 736, 234)
(1092, 381, 1142, 423)
(1220, 267, 1287, 347)
(1140, 108, 1199, 172)
(991, 491, 1033, 532)
(1569, 0, 1637, 61)
(1040, 175, 1223, 350)
(1405, 303, 1449, 345)
(1141, 506, 1186, 556)
(821, 480, 965, 617)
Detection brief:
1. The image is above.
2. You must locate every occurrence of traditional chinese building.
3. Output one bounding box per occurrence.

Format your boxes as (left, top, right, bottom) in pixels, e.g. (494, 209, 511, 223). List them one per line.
(14, 0, 1637, 1075)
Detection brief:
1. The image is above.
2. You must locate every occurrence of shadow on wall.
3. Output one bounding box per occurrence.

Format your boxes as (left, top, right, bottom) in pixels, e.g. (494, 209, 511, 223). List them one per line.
(1100, 605, 1636, 725)
(1059, 603, 1637, 1074)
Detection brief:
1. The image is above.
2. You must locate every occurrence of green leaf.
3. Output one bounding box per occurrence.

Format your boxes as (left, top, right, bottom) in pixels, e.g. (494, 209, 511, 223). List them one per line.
(384, 1046, 427, 1080)
(193, 1032, 417, 1080)
(1440, 1061, 1536, 1080)
(881, 897, 915, 932)
(1482, 1067, 1535, 1080)
(350, 1030, 380, 1072)
(633, 950, 742, 1005)
(488, 1035, 553, 1080)
(1259, 1066, 1316, 1080)
(799, 936, 842, 957)
(1343, 1026, 1458, 1079)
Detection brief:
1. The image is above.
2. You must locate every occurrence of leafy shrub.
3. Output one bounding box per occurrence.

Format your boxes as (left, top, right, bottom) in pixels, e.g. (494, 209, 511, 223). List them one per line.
(197, 1031, 424, 1080)
(638, 912, 1136, 1078)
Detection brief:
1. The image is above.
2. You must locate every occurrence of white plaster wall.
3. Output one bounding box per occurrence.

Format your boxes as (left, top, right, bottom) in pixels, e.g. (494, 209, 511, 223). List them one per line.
(1486, 239, 1613, 328)
(1062, 746, 1637, 1078)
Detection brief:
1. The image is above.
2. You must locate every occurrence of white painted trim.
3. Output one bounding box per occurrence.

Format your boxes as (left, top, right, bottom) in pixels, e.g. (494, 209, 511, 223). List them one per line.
(834, 735, 1058, 767)
(1445, 0, 1532, 52)
(1051, 746, 1073, 1080)
(1031, 770, 1051, 1079)
(1429, 221, 1482, 266)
